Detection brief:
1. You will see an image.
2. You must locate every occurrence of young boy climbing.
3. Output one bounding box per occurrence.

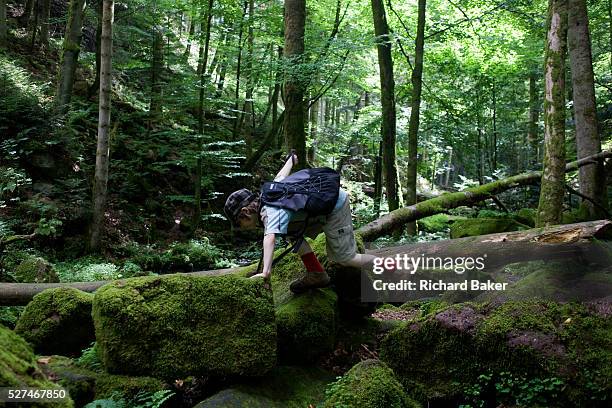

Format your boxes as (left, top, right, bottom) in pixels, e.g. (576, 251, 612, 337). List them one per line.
(224, 153, 377, 293)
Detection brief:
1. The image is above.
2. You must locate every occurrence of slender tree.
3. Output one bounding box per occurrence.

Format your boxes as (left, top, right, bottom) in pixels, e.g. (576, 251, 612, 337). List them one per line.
(405, 0, 426, 234)
(537, 0, 568, 226)
(194, 0, 214, 226)
(371, 0, 400, 211)
(243, 0, 255, 158)
(88, 0, 103, 98)
(56, 0, 88, 111)
(568, 0, 608, 218)
(0, 0, 6, 46)
(39, 0, 50, 48)
(231, 0, 248, 139)
(527, 70, 539, 166)
(149, 26, 164, 123)
(90, 0, 114, 251)
(283, 0, 307, 167)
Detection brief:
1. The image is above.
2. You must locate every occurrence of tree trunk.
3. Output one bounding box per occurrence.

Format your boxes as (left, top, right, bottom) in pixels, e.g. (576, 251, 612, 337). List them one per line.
(308, 92, 319, 163)
(182, 2, 196, 60)
(492, 80, 498, 171)
(373, 140, 383, 217)
(371, 0, 400, 211)
(3, 219, 610, 306)
(231, 0, 248, 139)
(405, 0, 426, 234)
(283, 0, 307, 167)
(56, 0, 88, 111)
(357, 150, 612, 241)
(22, 0, 35, 27)
(527, 70, 539, 166)
(88, 0, 103, 98)
(215, 33, 230, 98)
(90, 0, 113, 251)
(194, 0, 214, 227)
(39, 0, 50, 47)
(243, 0, 255, 159)
(149, 26, 164, 124)
(537, 0, 568, 227)
(568, 0, 608, 219)
(0, 0, 6, 46)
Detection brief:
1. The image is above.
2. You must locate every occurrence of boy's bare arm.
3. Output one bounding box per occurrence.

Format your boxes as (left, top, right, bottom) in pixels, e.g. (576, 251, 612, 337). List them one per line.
(274, 154, 298, 181)
(261, 233, 276, 277)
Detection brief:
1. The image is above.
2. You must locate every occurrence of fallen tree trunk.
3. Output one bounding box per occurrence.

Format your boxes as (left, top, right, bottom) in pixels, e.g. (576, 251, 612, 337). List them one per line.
(0, 268, 238, 306)
(1, 220, 610, 306)
(357, 150, 612, 241)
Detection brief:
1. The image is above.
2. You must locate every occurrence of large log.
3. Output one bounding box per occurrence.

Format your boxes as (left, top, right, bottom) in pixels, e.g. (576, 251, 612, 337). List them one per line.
(1, 220, 610, 306)
(357, 150, 612, 241)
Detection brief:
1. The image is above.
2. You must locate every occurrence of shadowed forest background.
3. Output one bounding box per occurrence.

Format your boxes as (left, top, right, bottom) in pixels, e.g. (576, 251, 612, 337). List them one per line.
(0, 0, 611, 407)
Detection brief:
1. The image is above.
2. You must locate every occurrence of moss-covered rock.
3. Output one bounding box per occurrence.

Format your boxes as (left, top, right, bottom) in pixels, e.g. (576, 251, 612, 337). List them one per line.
(15, 288, 94, 356)
(450, 218, 529, 238)
(321, 359, 420, 408)
(14, 256, 59, 283)
(0, 325, 74, 407)
(41, 355, 165, 407)
(275, 288, 337, 363)
(194, 366, 334, 408)
(380, 300, 612, 406)
(92, 274, 276, 379)
(516, 208, 536, 227)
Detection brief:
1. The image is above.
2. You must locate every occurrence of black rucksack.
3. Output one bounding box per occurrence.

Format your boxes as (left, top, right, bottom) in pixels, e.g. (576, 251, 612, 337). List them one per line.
(259, 167, 341, 216)
(253, 167, 341, 275)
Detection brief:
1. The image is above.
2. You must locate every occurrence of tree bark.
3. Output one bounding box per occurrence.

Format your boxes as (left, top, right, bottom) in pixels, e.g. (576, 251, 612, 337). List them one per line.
(371, 0, 400, 211)
(56, 0, 88, 111)
(182, 1, 196, 60)
(39, 0, 50, 47)
(22, 0, 35, 27)
(149, 26, 164, 124)
(3, 219, 610, 306)
(283, 0, 307, 167)
(194, 0, 214, 227)
(357, 150, 612, 241)
(537, 0, 568, 227)
(308, 91, 319, 163)
(90, 0, 113, 251)
(243, 0, 255, 159)
(527, 70, 539, 166)
(491, 80, 498, 171)
(88, 0, 103, 98)
(405, 0, 426, 234)
(231, 0, 248, 139)
(568, 0, 608, 218)
(0, 0, 6, 46)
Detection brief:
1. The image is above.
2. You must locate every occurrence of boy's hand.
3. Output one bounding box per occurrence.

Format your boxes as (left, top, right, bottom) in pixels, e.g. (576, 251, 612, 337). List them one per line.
(249, 272, 271, 290)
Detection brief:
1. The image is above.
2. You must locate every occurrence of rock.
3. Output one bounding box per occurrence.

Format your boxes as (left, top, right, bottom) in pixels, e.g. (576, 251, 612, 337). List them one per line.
(14, 256, 59, 283)
(450, 218, 528, 239)
(380, 301, 612, 406)
(0, 325, 74, 407)
(92, 275, 276, 379)
(275, 288, 337, 364)
(194, 366, 334, 408)
(516, 208, 536, 227)
(15, 288, 94, 356)
(320, 359, 420, 408)
(41, 355, 165, 407)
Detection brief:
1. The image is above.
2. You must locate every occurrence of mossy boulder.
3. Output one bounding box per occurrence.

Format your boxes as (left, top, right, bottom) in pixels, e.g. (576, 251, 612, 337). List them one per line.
(275, 288, 337, 363)
(14, 256, 59, 283)
(450, 218, 528, 238)
(380, 301, 611, 406)
(194, 366, 334, 408)
(0, 325, 74, 407)
(321, 359, 420, 408)
(41, 355, 165, 407)
(15, 288, 94, 356)
(92, 274, 276, 379)
(516, 208, 536, 227)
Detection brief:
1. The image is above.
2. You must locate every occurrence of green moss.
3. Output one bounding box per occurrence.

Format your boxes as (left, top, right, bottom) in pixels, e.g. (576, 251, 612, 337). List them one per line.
(418, 214, 451, 233)
(275, 288, 337, 363)
(15, 287, 94, 355)
(44, 355, 164, 406)
(450, 218, 529, 238)
(321, 359, 421, 408)
(195, 366, 335, 408)
(516, 208, 536, 227)
(14, 256, 59, 283)
(92, 274, 276, 379)
(0, 306, 24, 329)
(0, 325, 74, 407)
(380, 300, 611, 406)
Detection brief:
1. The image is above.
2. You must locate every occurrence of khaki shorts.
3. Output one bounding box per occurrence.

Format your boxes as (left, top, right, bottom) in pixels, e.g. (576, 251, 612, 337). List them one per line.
(322, 195, 357, 263)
